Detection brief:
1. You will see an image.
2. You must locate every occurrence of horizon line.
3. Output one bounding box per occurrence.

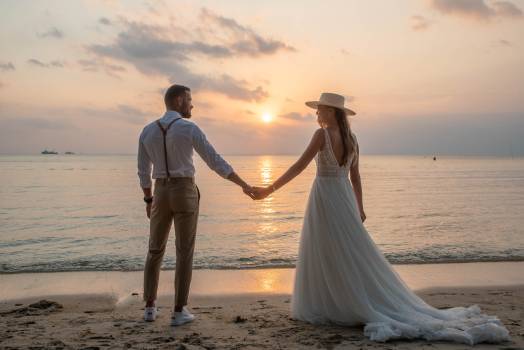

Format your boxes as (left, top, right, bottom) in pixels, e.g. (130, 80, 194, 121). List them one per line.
(1, 153, 523, 158)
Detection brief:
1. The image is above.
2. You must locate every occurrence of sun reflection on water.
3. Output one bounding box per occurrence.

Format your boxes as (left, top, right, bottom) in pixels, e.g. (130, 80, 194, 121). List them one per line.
(260, 157, 273, 186)
(256, 157, 277, 240)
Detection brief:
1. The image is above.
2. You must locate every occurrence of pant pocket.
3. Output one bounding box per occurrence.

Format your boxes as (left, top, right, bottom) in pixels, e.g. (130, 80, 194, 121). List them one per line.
(172, 183, 198, 212)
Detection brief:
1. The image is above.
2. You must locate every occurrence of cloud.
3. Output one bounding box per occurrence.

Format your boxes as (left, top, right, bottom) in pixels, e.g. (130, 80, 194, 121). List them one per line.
(199, 8, 296, 57)
(411, 15, 432, 31)
(28, 59, 47, 67)
(77, 58, 126, 78)
(114, 104, 150, 124)
(87, 9, 295, 102)
(280, 112, 316, 122)
(0, 116, 74, 131)
(430, 0, 523, 20)
(492, 1, 523, 17)
(344, 95, 356, 103)
(27, 59, 65, 68)
(37, 27, 64, 39)
(0, 62, 15, 71)
(192, 115, 319, 156)
(431, 0, 493, 19)
(497, 39, 513, 46)
(1, 103, 150, 141)
(2, 102, 523, 156)
(356, 112, 524, 156)
(206, 75, 268, 102)
(0, 103, 156, 154)
(99, 17, 112, 26)
(79, 104, 151, 125)
(90, 30, 268, 101)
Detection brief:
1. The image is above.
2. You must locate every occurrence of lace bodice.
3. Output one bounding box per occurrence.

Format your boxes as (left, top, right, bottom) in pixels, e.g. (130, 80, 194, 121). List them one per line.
(315, 128, 356, 178)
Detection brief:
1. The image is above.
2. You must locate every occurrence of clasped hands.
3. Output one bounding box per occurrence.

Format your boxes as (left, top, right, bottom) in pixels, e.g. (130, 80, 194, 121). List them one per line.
(242, 184, 273, 200)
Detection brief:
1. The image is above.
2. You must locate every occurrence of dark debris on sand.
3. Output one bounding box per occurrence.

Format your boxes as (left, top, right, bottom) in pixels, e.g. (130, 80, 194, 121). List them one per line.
(234, 315, 247, 323)
(0, 300, 63, 317)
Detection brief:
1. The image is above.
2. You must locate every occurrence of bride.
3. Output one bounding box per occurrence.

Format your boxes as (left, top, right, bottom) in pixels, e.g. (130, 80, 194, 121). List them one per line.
(249, 93, 511, 345)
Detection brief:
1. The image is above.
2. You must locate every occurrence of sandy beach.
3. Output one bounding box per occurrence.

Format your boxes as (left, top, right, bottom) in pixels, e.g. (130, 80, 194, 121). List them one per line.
(1, 286, 523, 349)
(1, 262, 524, 349)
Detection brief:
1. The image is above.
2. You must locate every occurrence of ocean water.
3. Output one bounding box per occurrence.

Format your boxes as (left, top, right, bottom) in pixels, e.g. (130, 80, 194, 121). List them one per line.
(0, 154, 523, 273)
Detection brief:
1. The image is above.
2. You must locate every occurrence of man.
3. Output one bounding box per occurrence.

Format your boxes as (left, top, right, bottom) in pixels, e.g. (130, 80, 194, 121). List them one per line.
(137, 84, 253, 326)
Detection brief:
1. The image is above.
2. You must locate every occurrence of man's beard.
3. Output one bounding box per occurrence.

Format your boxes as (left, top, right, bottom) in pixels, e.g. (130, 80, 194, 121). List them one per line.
(181, 102, 191, 118)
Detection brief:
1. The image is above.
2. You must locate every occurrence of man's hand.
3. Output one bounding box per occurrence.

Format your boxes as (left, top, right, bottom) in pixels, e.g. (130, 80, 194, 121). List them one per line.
(242, 184, 256, 199)
(146, 202, 152, 219)
(360, 209, 366, 223)
(142, 188, 153, 219)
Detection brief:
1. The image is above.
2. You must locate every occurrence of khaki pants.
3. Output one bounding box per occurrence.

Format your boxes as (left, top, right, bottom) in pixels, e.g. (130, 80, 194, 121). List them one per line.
(143, 177, 200, 308)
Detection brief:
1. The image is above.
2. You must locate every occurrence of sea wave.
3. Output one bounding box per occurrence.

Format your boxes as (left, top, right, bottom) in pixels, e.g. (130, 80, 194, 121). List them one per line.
(1, 254, 523, 274)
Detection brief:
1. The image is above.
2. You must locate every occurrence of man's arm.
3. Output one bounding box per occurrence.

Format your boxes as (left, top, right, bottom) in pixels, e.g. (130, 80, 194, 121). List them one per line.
(192, 124, 252, 192)
(137, 134, 154, 218)
(227, 172, 250, 189)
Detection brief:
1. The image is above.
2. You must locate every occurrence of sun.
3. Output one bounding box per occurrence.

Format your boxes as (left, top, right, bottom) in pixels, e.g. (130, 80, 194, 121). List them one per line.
(261, 112, 273, 123)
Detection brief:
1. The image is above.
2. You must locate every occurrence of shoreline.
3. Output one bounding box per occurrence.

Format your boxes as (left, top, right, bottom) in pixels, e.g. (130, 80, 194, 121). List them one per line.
(1, 261, 524, 303)
(3, 256, 524, 275)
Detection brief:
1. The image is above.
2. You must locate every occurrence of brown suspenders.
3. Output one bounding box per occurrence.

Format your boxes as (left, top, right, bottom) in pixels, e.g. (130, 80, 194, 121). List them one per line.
(156, 118, 181, 179)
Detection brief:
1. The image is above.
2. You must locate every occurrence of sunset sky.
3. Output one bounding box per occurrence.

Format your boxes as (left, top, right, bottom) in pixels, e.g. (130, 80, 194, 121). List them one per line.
(1, 0, 523, 155)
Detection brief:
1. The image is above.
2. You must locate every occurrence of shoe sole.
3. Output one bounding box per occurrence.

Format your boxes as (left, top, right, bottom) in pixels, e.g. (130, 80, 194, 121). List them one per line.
(170, 317, 195, 327)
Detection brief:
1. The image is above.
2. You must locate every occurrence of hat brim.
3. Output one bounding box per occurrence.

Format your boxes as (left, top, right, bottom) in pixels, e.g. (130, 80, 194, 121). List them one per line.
(305, 101, 356, 116)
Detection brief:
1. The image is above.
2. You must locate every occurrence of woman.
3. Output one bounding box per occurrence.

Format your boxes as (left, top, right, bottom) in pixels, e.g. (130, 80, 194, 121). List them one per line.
(250, 93, 511, 345)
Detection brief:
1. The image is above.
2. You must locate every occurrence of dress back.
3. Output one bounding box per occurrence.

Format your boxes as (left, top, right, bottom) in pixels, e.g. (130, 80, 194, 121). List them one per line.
(316, 128, 355, 178)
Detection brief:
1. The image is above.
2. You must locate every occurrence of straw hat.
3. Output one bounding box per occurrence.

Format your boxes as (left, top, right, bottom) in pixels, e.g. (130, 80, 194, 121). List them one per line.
(305, 92, 356, 116)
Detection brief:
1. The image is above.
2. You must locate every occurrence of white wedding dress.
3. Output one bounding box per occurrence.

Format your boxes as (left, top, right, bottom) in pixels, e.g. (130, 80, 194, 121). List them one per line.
(291, 129, 511, 345)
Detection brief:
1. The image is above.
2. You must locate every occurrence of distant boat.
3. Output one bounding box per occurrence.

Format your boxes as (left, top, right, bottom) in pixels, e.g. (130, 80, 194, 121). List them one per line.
(64, 151, 76, 155)
(41, 149, 58, 155)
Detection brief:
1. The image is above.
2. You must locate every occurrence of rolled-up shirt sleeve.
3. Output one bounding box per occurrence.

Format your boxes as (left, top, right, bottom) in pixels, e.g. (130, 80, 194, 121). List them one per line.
(137, 131, 153, 188)
(191, 125, 234, 179)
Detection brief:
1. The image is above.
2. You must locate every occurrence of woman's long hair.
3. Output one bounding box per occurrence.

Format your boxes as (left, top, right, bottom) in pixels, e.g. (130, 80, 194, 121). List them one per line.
(333, 107, 356, 166)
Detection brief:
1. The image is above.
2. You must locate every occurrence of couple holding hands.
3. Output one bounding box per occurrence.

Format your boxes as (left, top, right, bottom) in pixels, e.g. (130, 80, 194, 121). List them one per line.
(136, 84, 510, 344)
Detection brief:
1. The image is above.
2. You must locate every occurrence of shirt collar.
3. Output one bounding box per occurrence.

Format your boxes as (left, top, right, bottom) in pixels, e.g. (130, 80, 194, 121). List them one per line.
(160, 110, 182, 123)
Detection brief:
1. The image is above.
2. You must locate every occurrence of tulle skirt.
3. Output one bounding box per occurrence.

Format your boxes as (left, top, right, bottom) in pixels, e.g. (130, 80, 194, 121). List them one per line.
(291, 176, 511, 345)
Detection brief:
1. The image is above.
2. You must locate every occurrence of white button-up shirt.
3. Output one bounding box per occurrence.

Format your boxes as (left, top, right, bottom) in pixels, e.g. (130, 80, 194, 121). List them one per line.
(137, 110, 234, 188)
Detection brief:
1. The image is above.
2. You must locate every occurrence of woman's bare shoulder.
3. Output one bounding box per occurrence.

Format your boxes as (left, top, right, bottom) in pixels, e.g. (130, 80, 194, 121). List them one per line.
(312, 128, 326, 148)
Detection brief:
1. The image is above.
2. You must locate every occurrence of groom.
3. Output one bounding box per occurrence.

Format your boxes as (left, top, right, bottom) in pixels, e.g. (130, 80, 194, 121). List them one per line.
(137, 84, 253, 326)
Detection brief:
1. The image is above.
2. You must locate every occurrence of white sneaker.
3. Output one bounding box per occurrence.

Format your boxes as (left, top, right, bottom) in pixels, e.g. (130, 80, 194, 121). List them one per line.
(170, 307, 195, 326)
(144, 306, 158, 322)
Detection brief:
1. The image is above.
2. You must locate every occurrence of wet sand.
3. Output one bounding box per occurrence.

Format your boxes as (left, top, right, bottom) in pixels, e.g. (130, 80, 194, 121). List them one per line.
(2, 261, 524, 301)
